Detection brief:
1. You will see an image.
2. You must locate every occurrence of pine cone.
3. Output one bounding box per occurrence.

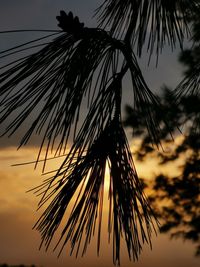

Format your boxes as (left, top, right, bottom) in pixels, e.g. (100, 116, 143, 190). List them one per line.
(56, 10, 84, 35)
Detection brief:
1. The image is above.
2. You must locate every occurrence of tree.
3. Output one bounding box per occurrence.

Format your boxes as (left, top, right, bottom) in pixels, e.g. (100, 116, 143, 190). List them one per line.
(124, 88, 200, 257)
(175, 1, 200, 102)
(124, 7, 200, 254)
(0, 0, 199, 265)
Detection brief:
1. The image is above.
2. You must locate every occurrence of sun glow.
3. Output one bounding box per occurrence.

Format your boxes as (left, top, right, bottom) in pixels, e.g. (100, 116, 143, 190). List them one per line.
(0, 138, 198, 267)
(0, 137, 182, 213)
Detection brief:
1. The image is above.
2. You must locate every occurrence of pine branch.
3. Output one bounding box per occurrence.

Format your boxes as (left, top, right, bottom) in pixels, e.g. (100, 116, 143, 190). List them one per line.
(96, 0, 197, 56)
(0, 8, 168, 264)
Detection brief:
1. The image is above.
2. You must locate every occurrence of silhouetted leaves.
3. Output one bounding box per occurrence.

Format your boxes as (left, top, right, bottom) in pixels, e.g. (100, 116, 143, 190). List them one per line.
(149, 172, 200, 256)
(0, 1, 198, 264)
(96, 0, 198, 56)
(124, 88, 200, 161)
(0, 9, 162, 263)
(34, 118, 156, 264)
(125, 87, 200, 256)
(0, 19, 163, 165)
(175, 3, 200, 99)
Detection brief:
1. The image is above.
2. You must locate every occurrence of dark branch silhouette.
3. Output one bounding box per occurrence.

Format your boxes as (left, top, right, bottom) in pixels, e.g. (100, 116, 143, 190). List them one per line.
(124, 88, 200, 257)
(0, 1, 200, 265)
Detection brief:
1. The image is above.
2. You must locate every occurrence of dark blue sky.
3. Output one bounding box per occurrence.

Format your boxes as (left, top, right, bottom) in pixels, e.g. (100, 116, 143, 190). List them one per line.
(0, 0, 184, 90)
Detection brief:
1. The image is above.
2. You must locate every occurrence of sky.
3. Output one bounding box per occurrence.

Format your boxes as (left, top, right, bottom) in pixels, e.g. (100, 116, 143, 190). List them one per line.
(0, 146, 199, 267)
(0, 1, 199, 267)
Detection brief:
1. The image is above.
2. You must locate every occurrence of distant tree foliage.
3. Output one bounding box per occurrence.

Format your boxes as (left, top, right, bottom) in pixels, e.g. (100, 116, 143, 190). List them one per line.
(175, 1, 200, 100)
(125, 87, 200, 256)
(124, 28, 200, 255)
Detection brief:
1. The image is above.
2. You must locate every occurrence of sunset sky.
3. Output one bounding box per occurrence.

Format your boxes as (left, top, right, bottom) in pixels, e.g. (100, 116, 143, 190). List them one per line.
(0, 1, 199, 267)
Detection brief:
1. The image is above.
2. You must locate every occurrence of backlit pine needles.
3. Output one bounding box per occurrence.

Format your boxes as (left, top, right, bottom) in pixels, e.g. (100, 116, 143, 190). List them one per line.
(0, 1, 199, 264)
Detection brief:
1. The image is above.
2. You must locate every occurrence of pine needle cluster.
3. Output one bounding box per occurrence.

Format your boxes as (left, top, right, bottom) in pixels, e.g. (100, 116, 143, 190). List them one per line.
(0, 0, 199, 264)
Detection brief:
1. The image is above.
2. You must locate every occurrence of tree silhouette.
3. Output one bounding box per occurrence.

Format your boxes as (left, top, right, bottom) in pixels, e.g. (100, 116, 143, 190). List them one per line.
(0, 0, 199, 265)
(175, 1, 200, 102)
(124, 4, 200, 257)
(124, 91, 200, 256)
